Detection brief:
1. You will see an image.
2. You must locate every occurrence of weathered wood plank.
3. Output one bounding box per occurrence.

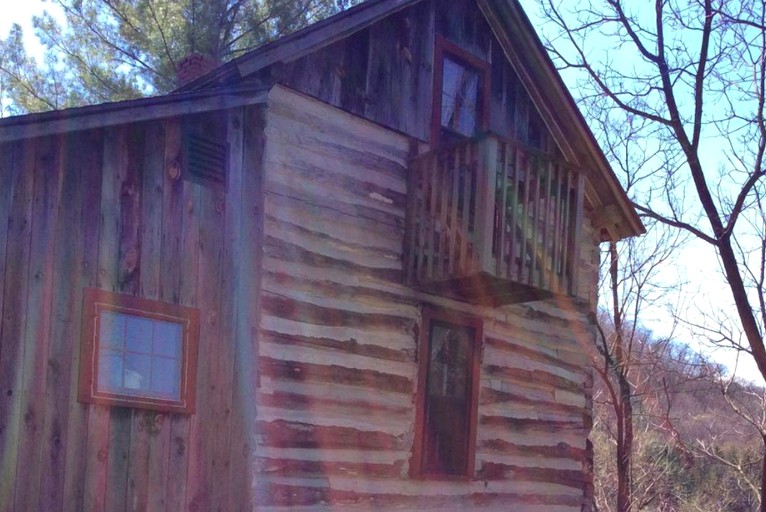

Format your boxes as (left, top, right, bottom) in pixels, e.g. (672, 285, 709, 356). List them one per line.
(103, 124, 146, 512)
(265, 193, 402, 251)
(34, 132, 84, 512)
(206, 107, 244, 510)
(263, 237, 402, 283)
(0, 142, 13, 359)
(0, 137, 35, 512)
(228, 104, 265, 512)
(61, 129, 103, 512)
(262, 293, 414, 332)
(83, 125, 130, 512)
(14, 135, 63, 512)
(261, 328, 411, 363)
(258, 420, 408, 451)
(478, 438, 586, 461)
(256, 456, 404, 479)
(182, 172, 221, 512)
(254, 483, 584, 508)
(161, 118, 192, 512)
(365, 3, 433, 140)
(257, 389, 411, 417)
(127, 120, 166, 512)
(259, 357, 411, 394)
(264, 214, 402, 266)
(169, 129, 202, 512)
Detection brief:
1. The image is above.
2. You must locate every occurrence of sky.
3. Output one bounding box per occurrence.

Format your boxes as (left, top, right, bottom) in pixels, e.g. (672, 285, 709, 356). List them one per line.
(0, 0, 54, 51)
(2, 0, 764, 384)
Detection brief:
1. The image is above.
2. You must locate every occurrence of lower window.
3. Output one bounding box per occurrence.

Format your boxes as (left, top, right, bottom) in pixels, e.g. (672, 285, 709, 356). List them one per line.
(78, 288, 200, 414)
(412, 307, 482, 478)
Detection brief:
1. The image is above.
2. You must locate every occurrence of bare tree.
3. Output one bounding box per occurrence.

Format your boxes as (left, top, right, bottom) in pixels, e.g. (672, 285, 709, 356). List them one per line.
(589, 220, 686, 512)
(529, 0, 766, 507)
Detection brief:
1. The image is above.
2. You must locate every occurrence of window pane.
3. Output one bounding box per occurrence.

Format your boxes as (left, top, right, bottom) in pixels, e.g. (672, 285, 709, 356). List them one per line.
(125, 316, 152, 353)
(97, 351, 123, 391)
(151, 358, 181, 399)
(124, 353, 151, 391)
(99, 311, 125, 350)
(427, 323, 472, 400)
(153, 320, 183, 358)
(441, 56, 480, 137)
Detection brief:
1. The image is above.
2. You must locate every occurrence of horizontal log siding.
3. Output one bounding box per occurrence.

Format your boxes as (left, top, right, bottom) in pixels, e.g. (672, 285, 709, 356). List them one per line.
(0, 106, 262, 511)
(258, 85, 597, 511)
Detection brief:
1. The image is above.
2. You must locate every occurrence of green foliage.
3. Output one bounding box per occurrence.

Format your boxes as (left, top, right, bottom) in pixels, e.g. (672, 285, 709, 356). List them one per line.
(0, 0, 360, 115)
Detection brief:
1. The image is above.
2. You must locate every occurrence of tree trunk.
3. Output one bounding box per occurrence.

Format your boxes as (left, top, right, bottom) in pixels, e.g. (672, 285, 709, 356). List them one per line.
(610, 242, 633, 512)
(761, 436, 766, 512)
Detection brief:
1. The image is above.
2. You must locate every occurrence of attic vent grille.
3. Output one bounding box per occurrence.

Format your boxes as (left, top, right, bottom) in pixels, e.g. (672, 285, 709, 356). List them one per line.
(181, 113, 228, 188)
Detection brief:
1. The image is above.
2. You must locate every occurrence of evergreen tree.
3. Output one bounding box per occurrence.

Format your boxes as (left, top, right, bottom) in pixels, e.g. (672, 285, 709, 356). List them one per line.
(0, 0, 357, 115)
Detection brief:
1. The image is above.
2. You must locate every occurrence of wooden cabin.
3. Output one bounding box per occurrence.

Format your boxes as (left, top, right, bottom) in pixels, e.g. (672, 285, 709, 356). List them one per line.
(0, 0, 643, 511)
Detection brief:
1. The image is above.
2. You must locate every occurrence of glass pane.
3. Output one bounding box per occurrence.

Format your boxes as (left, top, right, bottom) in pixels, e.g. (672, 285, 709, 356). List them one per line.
(124, 353, 151, 391)
(125, 316, 152, 354)
(441, 56, 480, 137)
(427, 323, 472, 399)
(97, 352, 123, 391)
(153, 320, 183, 358)
(151, 357, 181, 399)
(99, 311, 125, 350)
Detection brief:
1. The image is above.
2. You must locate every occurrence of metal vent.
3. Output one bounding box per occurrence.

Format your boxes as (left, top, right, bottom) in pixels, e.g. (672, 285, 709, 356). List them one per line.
(182, 113, 228, 188)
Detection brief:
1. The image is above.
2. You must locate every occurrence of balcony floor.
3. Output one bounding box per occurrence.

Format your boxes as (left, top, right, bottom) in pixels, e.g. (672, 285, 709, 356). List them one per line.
(416, 272, 554, 306)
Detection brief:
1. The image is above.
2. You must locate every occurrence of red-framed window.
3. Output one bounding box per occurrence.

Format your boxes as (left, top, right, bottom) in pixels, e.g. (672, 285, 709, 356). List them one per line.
(412, 307, 483, 478)
(431, 35, 491, 146)
(78, 288, 200, 414)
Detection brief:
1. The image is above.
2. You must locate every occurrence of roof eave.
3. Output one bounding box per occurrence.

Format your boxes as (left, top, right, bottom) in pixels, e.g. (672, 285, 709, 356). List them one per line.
(0, 85, 269, 143)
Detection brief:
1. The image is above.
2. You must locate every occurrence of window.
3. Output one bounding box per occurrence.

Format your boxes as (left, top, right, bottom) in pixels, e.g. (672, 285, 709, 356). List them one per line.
(432, 36, 490, 145)
(412, 308, 482, 478)
(78, 288, 200, 414)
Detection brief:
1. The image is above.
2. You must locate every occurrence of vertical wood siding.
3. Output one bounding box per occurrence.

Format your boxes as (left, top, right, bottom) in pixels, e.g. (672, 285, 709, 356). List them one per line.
(0, 106, 262, 512)
(278, 0, 553, 153)
(257, 85, 598, 511)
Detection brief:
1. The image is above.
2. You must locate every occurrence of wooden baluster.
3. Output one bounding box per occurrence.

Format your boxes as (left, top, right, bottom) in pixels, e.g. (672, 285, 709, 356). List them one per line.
(528, 156, 542, 287)
(570, 172, 585, 296)
(560, 167, 573, 292)
(438, 148, 451, 280)
(477, 136, 499, 275)
(518, 150, 531, 282)
(460, 146, 472, 273)
(425, 151, 441, 281)
(541, 159, 553, 291)
(405, 156, 420, 284)
(551, 164, 564, 293)
(508, 145, 522, 282)
(449, 144, 461, 276)
(495, 142, 509, 278)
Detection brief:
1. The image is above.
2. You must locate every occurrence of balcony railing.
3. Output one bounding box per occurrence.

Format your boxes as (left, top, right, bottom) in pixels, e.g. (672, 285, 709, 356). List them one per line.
(405, 134, 584, 305)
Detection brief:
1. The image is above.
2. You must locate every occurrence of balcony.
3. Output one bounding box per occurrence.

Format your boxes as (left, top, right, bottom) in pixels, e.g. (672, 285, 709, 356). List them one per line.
(405, 134, 584, 306)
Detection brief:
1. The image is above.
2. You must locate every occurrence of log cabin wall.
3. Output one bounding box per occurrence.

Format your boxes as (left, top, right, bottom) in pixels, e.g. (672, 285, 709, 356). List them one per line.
(0, 105, 264, 512)
(257, 84, 599, 511)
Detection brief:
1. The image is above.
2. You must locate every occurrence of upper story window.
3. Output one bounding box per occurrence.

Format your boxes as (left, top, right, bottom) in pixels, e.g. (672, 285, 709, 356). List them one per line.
(412, 307, 483, 478)
(78, 288, 200, 414)
(432, 36, 490, 146)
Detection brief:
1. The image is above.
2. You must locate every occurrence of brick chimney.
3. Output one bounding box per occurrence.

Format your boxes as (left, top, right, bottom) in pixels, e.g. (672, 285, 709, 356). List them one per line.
(176, 53, 219, 86)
